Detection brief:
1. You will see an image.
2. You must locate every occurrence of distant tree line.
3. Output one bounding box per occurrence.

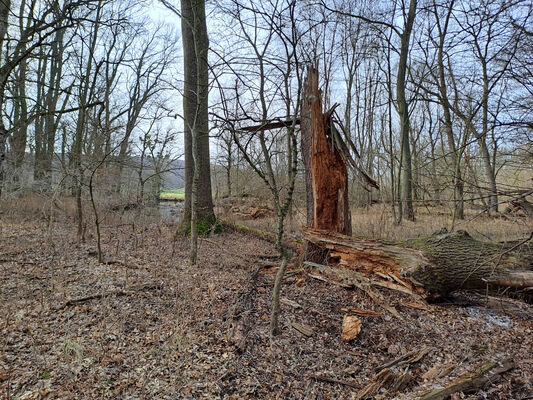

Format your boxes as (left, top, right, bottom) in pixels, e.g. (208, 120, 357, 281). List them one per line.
(1, 0, 532, 231)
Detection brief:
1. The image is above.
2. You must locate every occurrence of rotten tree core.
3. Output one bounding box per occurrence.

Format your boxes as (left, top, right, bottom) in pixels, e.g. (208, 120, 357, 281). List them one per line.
(302, 68, 351, 236)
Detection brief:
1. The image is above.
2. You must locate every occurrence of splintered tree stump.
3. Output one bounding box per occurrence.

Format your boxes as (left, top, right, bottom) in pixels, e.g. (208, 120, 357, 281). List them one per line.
(303, 228, 533, 299)
(302, 68, 351, 264)
(305, 68, 351, 235)
(299, 68, 532, 299)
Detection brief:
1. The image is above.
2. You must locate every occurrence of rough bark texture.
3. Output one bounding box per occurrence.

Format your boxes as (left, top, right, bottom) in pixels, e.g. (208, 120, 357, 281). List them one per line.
(300, 75, 313, 227)
(406, 230, 533, 295)
(0, 0, 11, 191)
(180, 0, 214, 229)
(397, 0, 417, 222)
(303, 228, 533, 299)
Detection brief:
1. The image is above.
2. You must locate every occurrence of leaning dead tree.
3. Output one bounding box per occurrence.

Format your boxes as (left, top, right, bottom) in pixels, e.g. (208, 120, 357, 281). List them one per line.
(301, 68, 533, 300)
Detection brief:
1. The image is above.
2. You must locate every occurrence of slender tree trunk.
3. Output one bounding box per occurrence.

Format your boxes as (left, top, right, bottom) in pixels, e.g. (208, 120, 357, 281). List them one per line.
(226, 157, 231, 197)
(12, 54, 28, 185)
(301, 80, 313, 227)
(190, 124, 199, 264)
(0, 0, 10, 193)
(433, 0, 464, 220)
(397, 0, 417, 222)
(479, 138, 498, 213)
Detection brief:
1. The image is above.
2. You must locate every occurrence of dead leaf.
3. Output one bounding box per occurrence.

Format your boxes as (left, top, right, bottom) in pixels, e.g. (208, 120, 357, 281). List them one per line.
(341, 314, 361, 341)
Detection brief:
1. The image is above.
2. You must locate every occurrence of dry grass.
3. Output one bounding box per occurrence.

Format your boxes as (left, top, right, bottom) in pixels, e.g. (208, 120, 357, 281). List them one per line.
(351, 203, 532, 242)
(2, 193, 530, 243)
(0, 193, 78, 221)
(223, 197, 532, 243)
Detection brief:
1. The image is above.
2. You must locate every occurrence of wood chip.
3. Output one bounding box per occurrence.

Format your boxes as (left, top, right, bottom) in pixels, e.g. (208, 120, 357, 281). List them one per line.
(354, 368, 395, 400)
(423, 363, 456, 381)
(373, 279, 416, 295)
(281, 298, 302, 308)
(291, 322, 314, 337)
(341, 307, 382, 317)
(377, 347, 432, 371)
(309, 374, 358, 388)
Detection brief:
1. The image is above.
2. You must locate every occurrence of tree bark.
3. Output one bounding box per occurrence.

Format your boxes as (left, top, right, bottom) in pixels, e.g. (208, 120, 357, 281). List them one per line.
(0, 0, 11, 193)
(300, 69, 314, 227)
(180, 0, 214, 232)
(397, 0, 417, 222)
(303, 228, 533, 299)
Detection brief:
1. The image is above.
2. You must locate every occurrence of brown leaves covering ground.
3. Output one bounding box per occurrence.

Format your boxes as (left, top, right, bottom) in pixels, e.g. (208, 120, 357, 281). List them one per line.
(1, 212, 532, 399)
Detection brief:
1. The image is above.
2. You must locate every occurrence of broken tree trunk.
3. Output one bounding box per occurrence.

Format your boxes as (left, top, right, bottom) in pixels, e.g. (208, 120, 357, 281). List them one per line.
(303, 228, 533, 299)
(302, 68, 351, 236)
(301, 68, 351, 264)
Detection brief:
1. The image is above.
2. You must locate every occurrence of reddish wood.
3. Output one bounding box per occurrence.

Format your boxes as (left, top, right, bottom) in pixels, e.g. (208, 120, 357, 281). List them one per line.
(303, 68, 351, 236)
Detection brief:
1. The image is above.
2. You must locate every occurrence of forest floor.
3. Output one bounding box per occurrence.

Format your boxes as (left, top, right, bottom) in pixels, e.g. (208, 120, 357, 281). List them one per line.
(1, 198, 532, 399)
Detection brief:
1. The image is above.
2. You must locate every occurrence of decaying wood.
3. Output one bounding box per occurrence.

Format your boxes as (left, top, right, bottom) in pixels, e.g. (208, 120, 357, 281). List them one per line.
(56, 283, 161, 310)
(354, 368, 396, 400)
(309, 374, 359, 389)
(417, 360, 515, 400)
(377, 347, 432, 371)
(303, 228, 533, 298)
(301, 68, 379, 236)
(305, 261, 405, 318)
(341, 307, 382, 317)
(391, 368, 413, 392)
(422, 363, 456, 381)
(281, 298, 302, 309)
(226, 266, 263, 352)
(301, 68, 351, 250)
(291, 322, 314, 337)
(301, 68, 352, 268)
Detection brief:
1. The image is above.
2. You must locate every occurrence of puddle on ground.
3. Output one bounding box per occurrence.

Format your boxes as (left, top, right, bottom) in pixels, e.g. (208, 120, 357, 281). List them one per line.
(118, 201, 184, 224)
(157, 202, 184, 223)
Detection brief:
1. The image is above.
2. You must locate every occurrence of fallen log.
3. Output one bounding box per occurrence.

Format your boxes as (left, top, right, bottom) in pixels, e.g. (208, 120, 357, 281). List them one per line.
(417, 359, 515, 400)
(226, 265, 263, 353)
(56, 283, 161, 310)
(303, 228, 533, 299)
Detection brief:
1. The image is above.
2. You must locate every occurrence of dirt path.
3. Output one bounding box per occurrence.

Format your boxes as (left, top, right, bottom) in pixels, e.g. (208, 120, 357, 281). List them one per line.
(1, 217, 532, 399)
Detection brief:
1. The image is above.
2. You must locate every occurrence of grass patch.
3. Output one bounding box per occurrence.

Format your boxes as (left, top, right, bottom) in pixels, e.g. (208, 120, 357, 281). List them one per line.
(160, 188, 185, 200)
